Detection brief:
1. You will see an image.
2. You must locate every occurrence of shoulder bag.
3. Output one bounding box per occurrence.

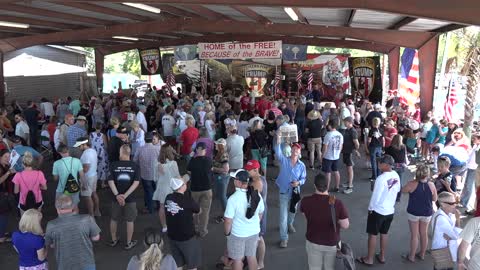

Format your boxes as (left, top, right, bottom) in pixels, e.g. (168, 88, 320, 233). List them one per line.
(430, 214, 455, 269)
(62, 159, 80, 195)
(254, 133, 269, 158)
(329, 195, 356, 270)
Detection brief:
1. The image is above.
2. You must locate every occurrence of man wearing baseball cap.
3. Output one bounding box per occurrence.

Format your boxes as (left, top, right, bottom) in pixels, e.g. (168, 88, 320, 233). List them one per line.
(75, 137, 100, 217)
(165, 177, 201, 269)
(244, 160, 268, 269)
(107, 126, 129, 163)
(224, 169, 264, 270)
(357, 154, 400, 266)
(274, 133, 306, 248)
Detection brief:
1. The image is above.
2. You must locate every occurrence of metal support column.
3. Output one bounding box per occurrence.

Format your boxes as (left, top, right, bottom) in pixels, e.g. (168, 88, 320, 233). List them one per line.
(388, 47, 400, 90)
(94, 48, 104, 93)
(418, 36, 439, 117)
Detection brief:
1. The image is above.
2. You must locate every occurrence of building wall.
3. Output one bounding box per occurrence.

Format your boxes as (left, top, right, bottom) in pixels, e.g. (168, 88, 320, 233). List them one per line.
(4, 45, 86, 105)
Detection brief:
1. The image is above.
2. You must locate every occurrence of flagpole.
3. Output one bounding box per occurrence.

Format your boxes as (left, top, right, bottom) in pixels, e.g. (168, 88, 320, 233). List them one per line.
(438, 32, 451, 116)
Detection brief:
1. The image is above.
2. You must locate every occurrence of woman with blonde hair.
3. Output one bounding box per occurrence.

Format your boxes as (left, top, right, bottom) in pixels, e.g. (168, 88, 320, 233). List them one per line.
(12, 209, 48, 270)
(12, 152, 47, 215)
(401, 163, 437, 262)
(107, 117, 120, 141)
(212, 138, 229, 224)
(152, 144, 182, 233)
(127, 228, 177, 270)
(130, 120, 145, 157)
(205, 112, 216, 140)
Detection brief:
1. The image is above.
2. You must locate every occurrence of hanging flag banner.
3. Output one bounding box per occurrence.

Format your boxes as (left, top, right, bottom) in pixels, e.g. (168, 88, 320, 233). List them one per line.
(231, 60, 278, 97)
(198, 41, 282, 59)
(348, 56, 382, 104)
(174, 45, 197, 61)
(138, 48, 163, 75)
(282, 44, 307, 61)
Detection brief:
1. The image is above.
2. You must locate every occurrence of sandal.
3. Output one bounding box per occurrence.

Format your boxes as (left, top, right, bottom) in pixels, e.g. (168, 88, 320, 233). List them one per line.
(375, 253, 385, 264)
(355, 257, 373, 267)
(124, 240, 138, 250)
(107, 239, 119, 247)
(401, 254, 415, 263)
(415, 253, 425, 261)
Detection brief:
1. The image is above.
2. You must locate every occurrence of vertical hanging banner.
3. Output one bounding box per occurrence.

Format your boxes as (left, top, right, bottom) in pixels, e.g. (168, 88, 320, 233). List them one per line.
(174, 45, 198, 61)
(282, 44, 307, 61)
(138, 48, 163, 75)
(348, 56, 382, 104)
(198, 41, 282, 59)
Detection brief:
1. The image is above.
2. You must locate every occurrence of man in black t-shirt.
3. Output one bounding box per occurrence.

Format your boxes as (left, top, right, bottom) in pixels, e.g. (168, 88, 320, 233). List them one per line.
(23, 101, 40, 148)
(187, 142, 212, 237)
(107, 126, 129, 162)
(341, 117, 360, 194)
(107, 144, 140, 250)
(165, 177, 201, 269)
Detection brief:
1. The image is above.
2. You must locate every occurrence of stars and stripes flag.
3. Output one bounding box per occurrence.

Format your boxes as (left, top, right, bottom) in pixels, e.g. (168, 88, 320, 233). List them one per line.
(341, 60, 351, 94)
(296, 69, 303, 91)
(201, 61, 208, 94)
(216, 81, 222, 93)
(399, 48, 420, 109)
(274, 70, 281, 95)
(444, 74, 458, 122)
(307, 72, 314, 91)
(166, 70, 175, 89)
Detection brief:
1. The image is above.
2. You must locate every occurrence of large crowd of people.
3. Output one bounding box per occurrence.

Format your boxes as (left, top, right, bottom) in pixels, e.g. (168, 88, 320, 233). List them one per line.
(0, 83, 479, 270)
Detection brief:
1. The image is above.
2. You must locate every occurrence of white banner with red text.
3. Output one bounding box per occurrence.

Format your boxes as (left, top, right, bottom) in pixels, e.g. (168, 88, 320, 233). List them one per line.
(198, 41, 282, 59)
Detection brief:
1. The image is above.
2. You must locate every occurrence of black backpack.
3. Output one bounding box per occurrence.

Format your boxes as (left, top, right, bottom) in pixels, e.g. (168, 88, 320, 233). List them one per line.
(19, 172, 38, 210)
(62, 159, 80, 195)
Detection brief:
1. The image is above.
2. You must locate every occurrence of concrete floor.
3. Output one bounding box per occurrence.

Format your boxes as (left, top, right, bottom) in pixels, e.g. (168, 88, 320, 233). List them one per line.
(0, 151, 469, 270)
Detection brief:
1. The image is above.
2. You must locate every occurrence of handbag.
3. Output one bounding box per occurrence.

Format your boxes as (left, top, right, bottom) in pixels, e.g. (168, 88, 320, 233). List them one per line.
(254, 133, 269, 158)
(62, 159, 80, 195)
(330, 195, 356, 270)
(430, 214, 455, 269)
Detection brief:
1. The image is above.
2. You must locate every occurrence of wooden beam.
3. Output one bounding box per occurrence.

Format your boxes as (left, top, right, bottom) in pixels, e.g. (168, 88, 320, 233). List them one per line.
(0, 52, 4, 107)
(231, 5, 271, 24)
(50, 0, 477, 26)
(0, 32, 22, 39)
(432, 24, 465, 33)
(0, 4, 112, 26)
(0, 15, 80, 30)
(58, 2, 153, 22)
(151, 4, 202, 18)
(180, 4, 231, 20)
(388, 17, 417, 30)
(0, 26, 52, 35)
(345, 9, 356, 27)
(292, 7, 309, 24)
(0, 17, 435, 53)
(98, 34, 395, 55)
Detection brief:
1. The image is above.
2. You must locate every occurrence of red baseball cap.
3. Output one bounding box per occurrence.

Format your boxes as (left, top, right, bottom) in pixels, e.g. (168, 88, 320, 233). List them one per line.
(244, 160, 260, 171)
(291, 143, 302, 149)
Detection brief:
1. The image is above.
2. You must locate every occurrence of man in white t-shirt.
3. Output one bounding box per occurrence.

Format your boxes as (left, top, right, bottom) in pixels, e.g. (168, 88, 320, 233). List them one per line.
(75, 137, 100, 217)
(136, 105, 148, 131)
(321, 120, 343, 192)
(357, 155, 400, 266)
(458, 217, 480, 270)
(161, 107, 176, 140)
(14, 114, 30, 144)
(224, 169, 264, 270)
(226, 127, 244, 170)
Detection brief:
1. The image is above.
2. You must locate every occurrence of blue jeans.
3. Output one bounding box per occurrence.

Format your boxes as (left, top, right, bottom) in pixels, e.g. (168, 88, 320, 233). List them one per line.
(369, 146, 382, 179)
(215, 174, 229, 212)
(142, 179, 156, 213)
(394, 166, 405, 201)
(279, 192, 296, 241)
(460, 169, 476, 208)
(296, 118, 305, 140)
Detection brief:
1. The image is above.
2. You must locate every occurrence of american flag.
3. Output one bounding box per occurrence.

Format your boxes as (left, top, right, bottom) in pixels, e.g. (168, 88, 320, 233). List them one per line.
(216, 81, 222, 93)
(274, 70, 281, 95)
(201, 61, 208, 94)
(307, 72, 314, 91)
(341, 60, 351, 94)
(296, 69, 303, 91)
(444, 74, 458, 122)
(399, 49, 420, 109)
(166, 70, 175, 89)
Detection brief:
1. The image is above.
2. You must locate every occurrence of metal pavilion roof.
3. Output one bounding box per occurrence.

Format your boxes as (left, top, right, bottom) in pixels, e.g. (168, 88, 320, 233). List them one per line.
(0, 0, 478, 55)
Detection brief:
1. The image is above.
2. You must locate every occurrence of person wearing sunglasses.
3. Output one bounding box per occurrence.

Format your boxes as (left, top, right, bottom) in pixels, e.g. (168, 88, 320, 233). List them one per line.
(430, 192, 462, 270)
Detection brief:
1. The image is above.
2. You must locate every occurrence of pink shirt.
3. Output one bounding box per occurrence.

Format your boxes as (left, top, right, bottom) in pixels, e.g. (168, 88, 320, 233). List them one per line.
(12, 170, 47, 204)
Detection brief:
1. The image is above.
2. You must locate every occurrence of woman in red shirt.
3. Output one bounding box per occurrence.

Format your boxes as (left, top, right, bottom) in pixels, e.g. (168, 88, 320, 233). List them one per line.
(180, 117, 199, 164)
(384, 119, 398, 148)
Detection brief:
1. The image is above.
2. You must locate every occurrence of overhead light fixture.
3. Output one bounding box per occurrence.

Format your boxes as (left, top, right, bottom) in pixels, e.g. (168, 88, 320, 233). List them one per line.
(113, 36, 139, 41)
(123, 3, 161, 14)
(0, 21, 29, 29)
(283, 7, 298, 21)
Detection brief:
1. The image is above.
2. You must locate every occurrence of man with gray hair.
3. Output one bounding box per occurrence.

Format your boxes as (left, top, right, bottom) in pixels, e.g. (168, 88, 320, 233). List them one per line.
(45, 194, 101, 270)
(136, 105, 147, 131)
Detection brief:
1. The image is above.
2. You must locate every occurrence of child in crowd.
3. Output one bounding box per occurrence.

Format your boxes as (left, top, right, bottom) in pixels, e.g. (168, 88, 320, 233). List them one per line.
(434, 156, 456, 195)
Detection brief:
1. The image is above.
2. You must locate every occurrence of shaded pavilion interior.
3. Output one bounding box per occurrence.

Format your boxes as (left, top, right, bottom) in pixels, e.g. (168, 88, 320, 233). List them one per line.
(0, 0, 479, 114)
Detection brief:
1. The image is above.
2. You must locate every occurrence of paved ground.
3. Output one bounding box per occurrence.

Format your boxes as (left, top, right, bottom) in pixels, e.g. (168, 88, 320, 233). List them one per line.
(0, 150, 471, 270)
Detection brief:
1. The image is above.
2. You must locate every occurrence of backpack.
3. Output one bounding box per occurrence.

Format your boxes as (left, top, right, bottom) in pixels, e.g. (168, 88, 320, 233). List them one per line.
(62, 159, 80, 194)
(19, 172, 39, 210)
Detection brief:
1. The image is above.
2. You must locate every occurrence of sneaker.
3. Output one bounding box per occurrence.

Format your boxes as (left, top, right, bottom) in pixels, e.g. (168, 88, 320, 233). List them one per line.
(94, 210, 102, 217)
(309, 165, 314, 170)
(331, 188, 340, 193)
(162, 227, 168, 233)
(279, 240, 288, 248)
(288, 224, 296, 233)
(124, 240, 138, 250)
(343, 187, 353, 194)
(341, 183, 351, 188)
(107, 239, 119, 247)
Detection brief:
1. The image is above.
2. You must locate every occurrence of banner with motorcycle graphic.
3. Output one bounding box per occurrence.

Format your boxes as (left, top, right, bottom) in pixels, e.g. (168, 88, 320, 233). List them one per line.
(348, 56, 382, 104)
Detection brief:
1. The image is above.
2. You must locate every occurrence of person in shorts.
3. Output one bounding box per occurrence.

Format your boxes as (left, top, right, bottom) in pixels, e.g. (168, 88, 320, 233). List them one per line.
(165, 177, 201, 270)
(321, 119, 343, 192)
(107, 144, 140, 250)
(357, 155, 400, 266)
(75, 137, 100, 217)
(341, 116, 360, 194)
(224, 169, 264, 270)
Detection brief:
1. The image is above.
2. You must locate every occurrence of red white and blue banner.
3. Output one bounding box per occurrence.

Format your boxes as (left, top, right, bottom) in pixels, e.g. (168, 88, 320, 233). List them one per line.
(198, 41, 282, 59)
